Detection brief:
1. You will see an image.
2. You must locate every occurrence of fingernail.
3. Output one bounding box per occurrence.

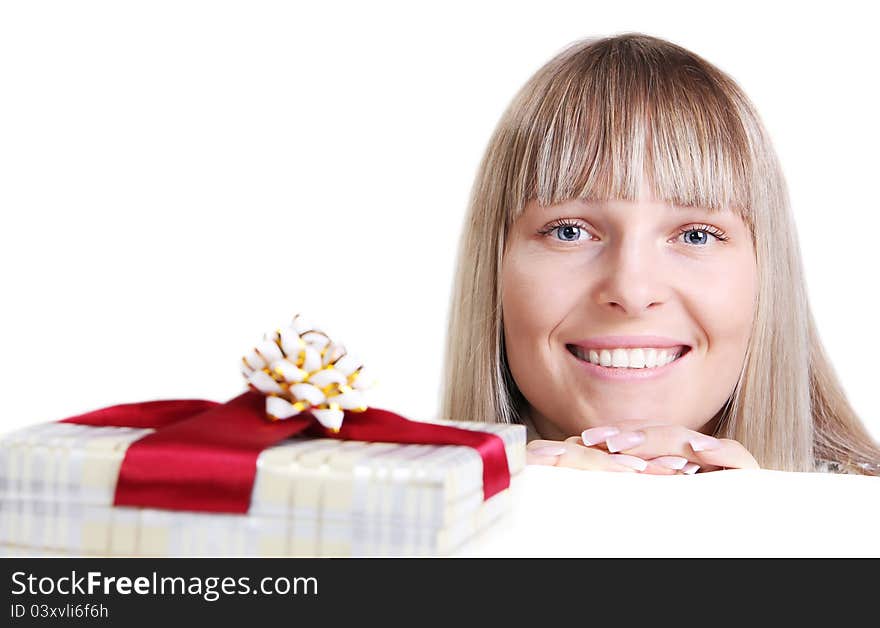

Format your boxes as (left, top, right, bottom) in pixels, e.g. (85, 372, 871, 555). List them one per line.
(689, 435, 721, 452)
(608, 454, 648, 471)
(581, 426, 620, 445)
(650, 456, 689, 470)
(528, 445, 568, 457)
(681, 462, 700, 474)
(605, 430, 645, 453)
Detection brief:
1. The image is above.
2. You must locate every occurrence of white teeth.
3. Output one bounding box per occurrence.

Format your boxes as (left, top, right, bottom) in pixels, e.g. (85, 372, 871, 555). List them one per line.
(628, 348, 646, 368)
(571, 346, 683, 369)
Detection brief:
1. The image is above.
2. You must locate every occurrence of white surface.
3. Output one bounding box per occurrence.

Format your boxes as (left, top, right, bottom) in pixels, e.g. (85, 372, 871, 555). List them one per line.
(1, 1, 878, 443)
(454, 466, 880, 557)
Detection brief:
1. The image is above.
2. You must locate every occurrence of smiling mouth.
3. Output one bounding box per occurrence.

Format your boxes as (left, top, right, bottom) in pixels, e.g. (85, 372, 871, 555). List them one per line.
(565, 344, 691, 369)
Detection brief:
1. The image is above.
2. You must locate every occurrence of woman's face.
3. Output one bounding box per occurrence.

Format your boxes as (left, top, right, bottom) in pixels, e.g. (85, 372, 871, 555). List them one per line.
(500, 178, 758, 440)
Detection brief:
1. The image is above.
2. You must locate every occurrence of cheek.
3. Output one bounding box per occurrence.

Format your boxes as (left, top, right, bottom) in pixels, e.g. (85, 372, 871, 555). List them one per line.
(696, 256, 757, 349)
(500, 251, 581, 409)
(680, 254, 757, 429)
(500, 252, 579, 345)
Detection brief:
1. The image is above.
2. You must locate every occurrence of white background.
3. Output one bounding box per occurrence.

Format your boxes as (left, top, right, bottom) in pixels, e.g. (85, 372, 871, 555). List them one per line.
(1, 0, 878, 441)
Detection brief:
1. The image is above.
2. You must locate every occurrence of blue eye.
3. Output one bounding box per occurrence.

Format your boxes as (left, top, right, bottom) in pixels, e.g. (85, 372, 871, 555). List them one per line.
(555, 224, 583, 241)
(538, 220, 591, 243)
(683, 229, 709, 245)
(677, 225, 729, 246)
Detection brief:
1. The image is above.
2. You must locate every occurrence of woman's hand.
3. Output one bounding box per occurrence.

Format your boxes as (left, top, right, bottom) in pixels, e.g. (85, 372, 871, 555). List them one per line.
(526, 437, 655, 473)
(526, 422, 760, 474)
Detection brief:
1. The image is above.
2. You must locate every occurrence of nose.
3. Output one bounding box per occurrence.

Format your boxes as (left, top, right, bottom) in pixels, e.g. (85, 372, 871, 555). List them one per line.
(593, 237, 669, 315)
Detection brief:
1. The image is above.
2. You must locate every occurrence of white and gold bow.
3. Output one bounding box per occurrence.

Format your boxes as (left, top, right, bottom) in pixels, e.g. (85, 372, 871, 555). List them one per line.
(241, 313, 373, 431)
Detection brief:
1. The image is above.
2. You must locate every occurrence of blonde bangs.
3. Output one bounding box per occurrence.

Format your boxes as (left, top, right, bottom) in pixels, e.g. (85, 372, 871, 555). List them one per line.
(504, 35, 755, 236)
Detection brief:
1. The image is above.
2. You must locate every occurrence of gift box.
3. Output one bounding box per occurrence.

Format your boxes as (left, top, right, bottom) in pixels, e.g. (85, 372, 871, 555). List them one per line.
(0, 314, 525, 557)
(0, 415, 524, 557)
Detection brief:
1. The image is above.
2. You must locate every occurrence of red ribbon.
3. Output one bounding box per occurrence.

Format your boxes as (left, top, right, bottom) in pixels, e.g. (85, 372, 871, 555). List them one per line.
(60, 390, 510, 514)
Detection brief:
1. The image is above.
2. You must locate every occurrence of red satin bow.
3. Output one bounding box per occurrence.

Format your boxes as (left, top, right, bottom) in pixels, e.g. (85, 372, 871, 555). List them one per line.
(60, 391, 510, 514)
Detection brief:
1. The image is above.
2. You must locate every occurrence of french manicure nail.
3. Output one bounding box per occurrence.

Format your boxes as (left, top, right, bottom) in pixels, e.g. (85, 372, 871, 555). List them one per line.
(528, 445, 567, 457)
(689, 435, 721, 452)
(581, 426, 620, 445)
(681, 462, 700, 474)
(605, 431, 645, 453)
(608, 454, 648, 471)
(650, 456, 689, 470)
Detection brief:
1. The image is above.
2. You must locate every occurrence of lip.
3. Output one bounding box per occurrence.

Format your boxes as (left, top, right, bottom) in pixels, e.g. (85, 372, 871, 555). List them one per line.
(565, 343, 692, 381)
(567, 335, 692, 351)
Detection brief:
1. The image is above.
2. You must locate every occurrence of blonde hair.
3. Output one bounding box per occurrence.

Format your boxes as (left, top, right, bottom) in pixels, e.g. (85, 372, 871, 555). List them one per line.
(439, 32, 880, 475)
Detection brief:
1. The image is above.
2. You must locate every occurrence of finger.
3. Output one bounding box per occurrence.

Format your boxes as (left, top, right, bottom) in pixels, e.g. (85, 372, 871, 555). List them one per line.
(603, 425, 690, 458)
(645, 455, 690, 475)
(604, 454, 649, 473)
(580, 426, 623, 448)
(527, 440, 646, 473)
(526, 442, 569, 466)
(681, 462, 701, 475)
(602, 426, 758, 470)
(564, 436, 651, 472)
(580, 421, 676, 451)
(561, 433, 683, 474)
(641, 461, 679, 475)
(688, 438, 760, 470)
(564, 436, 652, 472)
